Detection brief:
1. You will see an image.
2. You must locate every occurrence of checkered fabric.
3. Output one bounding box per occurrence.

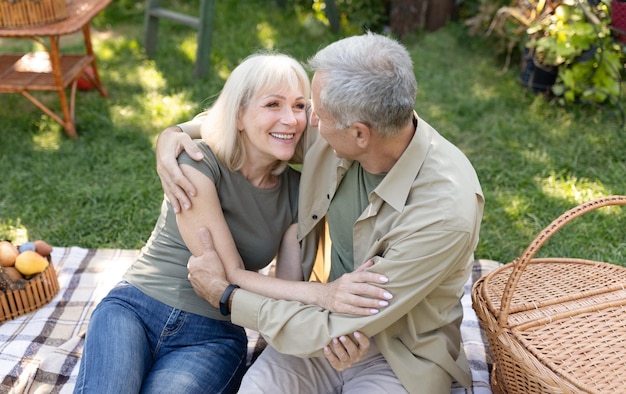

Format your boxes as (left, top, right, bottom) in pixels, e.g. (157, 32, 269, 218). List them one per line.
(0, 247, 497, 393)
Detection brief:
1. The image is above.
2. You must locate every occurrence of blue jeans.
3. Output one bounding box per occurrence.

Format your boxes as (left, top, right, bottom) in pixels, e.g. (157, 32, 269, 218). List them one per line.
(74, 281, 247, 394)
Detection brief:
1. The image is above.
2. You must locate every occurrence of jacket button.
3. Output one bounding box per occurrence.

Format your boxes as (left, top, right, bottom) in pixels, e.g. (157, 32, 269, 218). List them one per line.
(312, 215, 318, 220)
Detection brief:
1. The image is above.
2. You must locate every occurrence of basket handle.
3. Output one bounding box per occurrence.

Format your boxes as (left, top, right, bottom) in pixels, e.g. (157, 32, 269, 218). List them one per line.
(497, 195, 626, 326)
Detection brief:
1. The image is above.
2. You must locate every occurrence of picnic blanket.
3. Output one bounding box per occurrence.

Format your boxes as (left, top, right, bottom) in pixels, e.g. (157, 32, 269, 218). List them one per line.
(0, 247, 497, 393)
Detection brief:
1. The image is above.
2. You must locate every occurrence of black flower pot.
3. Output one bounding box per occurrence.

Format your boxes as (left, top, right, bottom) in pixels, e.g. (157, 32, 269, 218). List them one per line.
(517, 50, 558, 94)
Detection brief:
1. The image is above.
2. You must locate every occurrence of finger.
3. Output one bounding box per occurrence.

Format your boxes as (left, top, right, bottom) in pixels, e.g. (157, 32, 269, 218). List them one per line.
(166, 188, 182, 214)
(352, 331, 370, 354)
(170, 184, 194, 212)
(182, 138, 204, 161)
(338, 335, 358, 359)
(323, 345, 342, 370)
(356, 270, 389, 284)
(355, 259, 375, 272)
(357, 281, 393, 301)
(325, 338, 350, 371)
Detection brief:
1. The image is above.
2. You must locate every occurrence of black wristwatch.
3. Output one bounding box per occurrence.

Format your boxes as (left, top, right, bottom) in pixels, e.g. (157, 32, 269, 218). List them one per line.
(219, 284, 240, 316)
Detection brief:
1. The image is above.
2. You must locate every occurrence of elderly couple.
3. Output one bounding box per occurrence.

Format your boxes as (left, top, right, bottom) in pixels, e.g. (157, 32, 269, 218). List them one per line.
(74, 32, 484, 394)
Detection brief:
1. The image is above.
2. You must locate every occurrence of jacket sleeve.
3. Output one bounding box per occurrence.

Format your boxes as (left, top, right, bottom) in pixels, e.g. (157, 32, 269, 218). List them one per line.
(231, 228, 474, 358)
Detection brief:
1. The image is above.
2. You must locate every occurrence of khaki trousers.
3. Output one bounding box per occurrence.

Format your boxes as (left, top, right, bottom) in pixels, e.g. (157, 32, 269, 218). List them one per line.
(238, 339, 408, 394)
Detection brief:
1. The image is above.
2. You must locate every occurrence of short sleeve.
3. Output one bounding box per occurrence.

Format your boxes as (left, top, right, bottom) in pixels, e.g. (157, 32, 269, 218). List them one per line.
(177, 140, 221, 184)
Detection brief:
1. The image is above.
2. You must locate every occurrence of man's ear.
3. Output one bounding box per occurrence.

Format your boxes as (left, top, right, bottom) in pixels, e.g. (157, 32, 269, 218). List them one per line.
(351, 122, 371, 149)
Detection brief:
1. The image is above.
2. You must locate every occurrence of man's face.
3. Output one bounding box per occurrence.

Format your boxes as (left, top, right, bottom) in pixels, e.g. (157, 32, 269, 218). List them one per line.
(310, 73, 356, 159)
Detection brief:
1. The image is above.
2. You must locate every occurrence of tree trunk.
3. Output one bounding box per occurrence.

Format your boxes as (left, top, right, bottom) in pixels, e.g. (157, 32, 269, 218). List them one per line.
(389, 0, 455, 37)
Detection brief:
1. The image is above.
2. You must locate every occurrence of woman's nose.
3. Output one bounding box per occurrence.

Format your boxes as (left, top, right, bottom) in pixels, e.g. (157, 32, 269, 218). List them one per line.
(282, 107, 297, 125)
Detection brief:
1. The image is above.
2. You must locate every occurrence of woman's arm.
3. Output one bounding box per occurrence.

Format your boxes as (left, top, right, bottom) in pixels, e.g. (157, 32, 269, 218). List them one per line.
(178, 165, 391, 315)
(221, 224, 391, 316)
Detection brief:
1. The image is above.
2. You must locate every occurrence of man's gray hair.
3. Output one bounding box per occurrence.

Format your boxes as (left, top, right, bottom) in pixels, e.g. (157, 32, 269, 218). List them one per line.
(308, 32, 417, 136)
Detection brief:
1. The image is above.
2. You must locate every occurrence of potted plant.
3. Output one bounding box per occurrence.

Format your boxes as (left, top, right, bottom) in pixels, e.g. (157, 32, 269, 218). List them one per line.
(465, 0, 563, 92)
(525, 0, 624, 104)
(473, 0, 625, 103)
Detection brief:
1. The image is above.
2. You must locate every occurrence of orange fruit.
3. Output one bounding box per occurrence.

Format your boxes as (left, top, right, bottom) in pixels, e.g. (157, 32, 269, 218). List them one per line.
(15, 250, 49, 276)
(0, 241, 19, 267)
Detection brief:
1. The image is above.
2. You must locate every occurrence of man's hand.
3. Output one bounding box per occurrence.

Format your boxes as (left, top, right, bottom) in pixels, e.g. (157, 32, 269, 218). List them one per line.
(156, 125, 203, 213)
(187, 227, 229, 308)
(323, 331, 371, 371)
(320, 260, 393, 315)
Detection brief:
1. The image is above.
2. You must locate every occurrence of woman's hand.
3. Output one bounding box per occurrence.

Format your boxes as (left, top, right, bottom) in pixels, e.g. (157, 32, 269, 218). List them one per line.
(324, 331, 370, 371)
(155, 126, 203, 213)
(320, 260, 393, 315)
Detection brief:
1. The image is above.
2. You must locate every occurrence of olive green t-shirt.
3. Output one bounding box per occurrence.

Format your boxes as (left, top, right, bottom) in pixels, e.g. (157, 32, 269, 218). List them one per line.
(327, 162, 385, 282)
(123, 141, 299, 320)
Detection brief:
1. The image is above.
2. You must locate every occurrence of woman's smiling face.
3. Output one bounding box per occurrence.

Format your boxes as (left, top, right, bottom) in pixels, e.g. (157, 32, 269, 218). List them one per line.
(238, 88, 308, 164)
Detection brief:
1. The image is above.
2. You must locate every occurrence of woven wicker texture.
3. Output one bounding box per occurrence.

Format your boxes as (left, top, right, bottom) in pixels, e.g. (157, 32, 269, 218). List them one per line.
(0, 0, 68, 28)
(472, 195, 626, 393)
(0, 262, 60, 322)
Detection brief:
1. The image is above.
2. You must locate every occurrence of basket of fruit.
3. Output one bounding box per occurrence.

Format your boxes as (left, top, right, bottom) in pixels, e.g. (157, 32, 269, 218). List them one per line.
(0, 240, 59, 323)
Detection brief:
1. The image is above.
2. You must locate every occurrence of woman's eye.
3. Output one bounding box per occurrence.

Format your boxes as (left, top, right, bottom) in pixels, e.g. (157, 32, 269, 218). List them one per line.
(265, 102, 279, 108)
(294, 103, 306, 110)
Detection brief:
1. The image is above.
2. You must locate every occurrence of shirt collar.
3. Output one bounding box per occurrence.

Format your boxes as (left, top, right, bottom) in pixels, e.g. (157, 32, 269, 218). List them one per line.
(371, 113, 429, 212)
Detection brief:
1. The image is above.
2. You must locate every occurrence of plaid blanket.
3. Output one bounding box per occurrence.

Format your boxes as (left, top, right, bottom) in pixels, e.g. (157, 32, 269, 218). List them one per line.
(0, 247, 498, 393)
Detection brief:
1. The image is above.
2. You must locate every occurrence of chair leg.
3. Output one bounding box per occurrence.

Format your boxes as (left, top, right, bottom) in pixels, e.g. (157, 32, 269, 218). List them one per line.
(194, 0, 215, 78)
(144, 0, 162, 58)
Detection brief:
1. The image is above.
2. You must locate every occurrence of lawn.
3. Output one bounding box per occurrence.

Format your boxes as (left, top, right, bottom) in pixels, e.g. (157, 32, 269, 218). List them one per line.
(1, 0, 624, 265)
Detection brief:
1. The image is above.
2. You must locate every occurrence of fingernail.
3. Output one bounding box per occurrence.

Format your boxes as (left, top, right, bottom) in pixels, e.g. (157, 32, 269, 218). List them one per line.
(380, 276, 389, 283)
(379, 300, 389, 307)
(370, 309, 379, 314)
(195, 153, 203, 159)
(333, 338, 339, 344)
(183, 203, 190, 210)
(383, 292, 393, 299)
(354, 332, 361, 338)
(340, 336, 347, 342)
(324, 346, 330, 353)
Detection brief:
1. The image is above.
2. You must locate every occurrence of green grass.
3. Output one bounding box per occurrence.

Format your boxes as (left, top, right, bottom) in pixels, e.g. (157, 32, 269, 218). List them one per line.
(1, 1, 625, 266)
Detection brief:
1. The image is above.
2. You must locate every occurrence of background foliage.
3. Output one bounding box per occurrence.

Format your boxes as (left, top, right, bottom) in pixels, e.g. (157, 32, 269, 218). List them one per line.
(1, 0, 624, 265)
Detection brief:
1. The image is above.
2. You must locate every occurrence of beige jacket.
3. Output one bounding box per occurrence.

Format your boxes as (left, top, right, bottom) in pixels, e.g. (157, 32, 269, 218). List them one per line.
(231, 116, 484, 393)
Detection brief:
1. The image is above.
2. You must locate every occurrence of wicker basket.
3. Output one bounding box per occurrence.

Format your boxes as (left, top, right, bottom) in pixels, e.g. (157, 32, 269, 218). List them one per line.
(472, 195, 626, 393)
(0, 259, 59, 323)
(0, 0, 68, 28)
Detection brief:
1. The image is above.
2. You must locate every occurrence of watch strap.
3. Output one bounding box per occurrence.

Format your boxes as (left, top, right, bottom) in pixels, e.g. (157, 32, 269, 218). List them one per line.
(219, 284, 240, 316)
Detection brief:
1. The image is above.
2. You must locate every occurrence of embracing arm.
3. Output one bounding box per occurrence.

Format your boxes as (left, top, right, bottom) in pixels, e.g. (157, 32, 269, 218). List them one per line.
(180, 165, 391, 315)
(230, 229, 475, 357)
(155, 114, 205, 213)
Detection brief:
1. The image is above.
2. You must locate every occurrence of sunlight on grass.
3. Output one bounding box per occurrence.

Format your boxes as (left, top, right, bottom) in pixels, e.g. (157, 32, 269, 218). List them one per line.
(540, 172, 607, 204)
(179, 37, 197, 64)
(33, 129, 61, 151)
(136, 65, 166, 91)
(471, 81, 498, 100)
(500, 196, 531, 220)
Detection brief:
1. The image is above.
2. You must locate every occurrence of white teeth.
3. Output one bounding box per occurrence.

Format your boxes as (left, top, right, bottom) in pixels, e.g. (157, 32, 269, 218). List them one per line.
(271, 133, 294, 140)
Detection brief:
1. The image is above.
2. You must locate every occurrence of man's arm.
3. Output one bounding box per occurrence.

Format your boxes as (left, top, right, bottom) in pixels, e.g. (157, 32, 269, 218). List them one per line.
(231, 229, 474, 357)
(155, 115, 204, 213)
(186, 227, 375, 370)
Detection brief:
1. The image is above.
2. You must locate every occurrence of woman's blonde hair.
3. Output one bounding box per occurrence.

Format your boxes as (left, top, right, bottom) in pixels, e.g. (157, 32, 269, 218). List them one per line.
(199, 53, 310, 174)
